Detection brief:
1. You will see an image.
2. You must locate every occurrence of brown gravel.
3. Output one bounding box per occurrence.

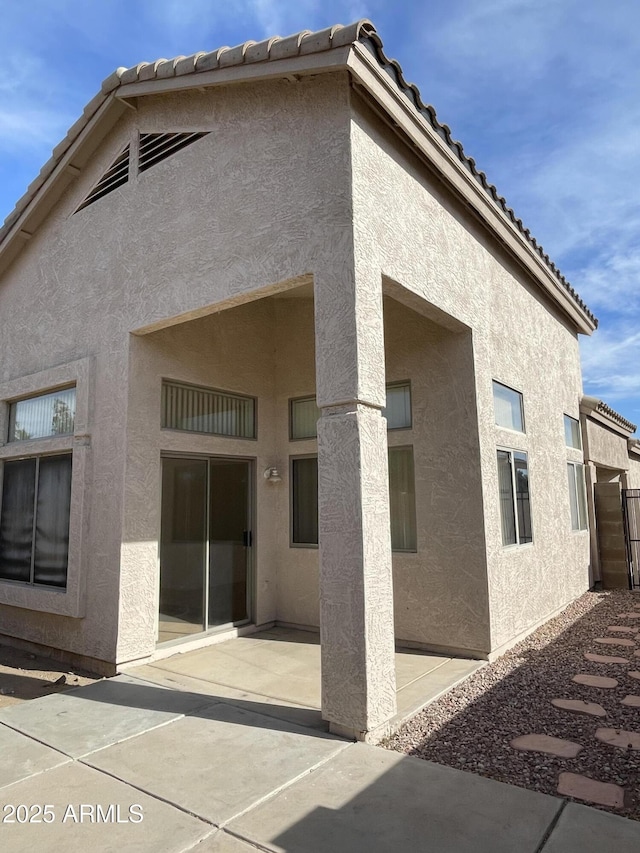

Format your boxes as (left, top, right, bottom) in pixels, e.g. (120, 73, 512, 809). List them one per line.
(384, 590, 640, 821)
(0, 642, 101, 709)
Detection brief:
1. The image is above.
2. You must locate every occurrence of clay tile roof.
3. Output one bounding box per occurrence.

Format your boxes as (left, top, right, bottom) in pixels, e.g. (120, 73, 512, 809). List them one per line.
(0, 19, 597, 327)
(581, 396, 637, 433)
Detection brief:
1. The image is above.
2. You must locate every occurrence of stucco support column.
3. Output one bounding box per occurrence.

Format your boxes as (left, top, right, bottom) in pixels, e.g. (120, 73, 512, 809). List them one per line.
(313, 266, 397, 741)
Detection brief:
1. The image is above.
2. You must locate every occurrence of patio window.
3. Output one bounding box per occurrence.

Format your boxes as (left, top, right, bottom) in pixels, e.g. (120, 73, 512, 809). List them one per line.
(497, 449, 532, 545)
(289, 381, 412, 439)
(290, 397, 320, 440)
(291, 456, 318, 546)
(383, 382, 412, 430)
(0, 454, 72, 589)
(564, 414, 582, 450)
(290, 448, 417, 551)
(567, 462, 588, 531)
(493, 381, 525, 433)
(161, 381, 256, 439)
(8, 387, 76, 442)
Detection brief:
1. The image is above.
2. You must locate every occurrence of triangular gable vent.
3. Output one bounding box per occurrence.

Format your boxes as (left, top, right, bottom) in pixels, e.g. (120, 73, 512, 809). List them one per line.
(138, 132, 208, 173)
(74, 145, 130, 214)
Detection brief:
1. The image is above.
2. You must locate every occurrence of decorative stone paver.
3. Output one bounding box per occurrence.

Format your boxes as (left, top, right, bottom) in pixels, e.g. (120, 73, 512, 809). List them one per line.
(607, 626, 637, 634)
(619, 613, 640, 619)
(595, 728, 640, 750)
(557, 772, 625, 808)
(628, 671, 640, 681)
(594, 637, 636, 647)
(584, 652, 629, 664)
(572, 674, 618, 688)
(621, 695, 640, 708)
(510, 734, 583, 757)
(551, 698, 606, 717)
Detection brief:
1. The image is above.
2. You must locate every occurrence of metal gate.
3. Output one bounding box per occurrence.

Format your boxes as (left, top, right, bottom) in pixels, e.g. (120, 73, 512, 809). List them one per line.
(623, 489, 640, 589)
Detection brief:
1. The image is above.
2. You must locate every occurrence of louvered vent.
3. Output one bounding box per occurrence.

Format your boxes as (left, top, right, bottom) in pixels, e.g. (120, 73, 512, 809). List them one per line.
(138, 132, 208, 173)
(74, 145, 130, 213)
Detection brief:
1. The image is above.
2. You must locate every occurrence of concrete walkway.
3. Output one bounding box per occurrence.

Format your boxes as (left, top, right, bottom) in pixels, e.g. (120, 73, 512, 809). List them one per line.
(1, 671, 640, 851)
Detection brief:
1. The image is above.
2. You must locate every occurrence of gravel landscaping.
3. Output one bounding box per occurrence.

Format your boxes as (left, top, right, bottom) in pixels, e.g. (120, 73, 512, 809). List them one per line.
(384, 590, 640, 821)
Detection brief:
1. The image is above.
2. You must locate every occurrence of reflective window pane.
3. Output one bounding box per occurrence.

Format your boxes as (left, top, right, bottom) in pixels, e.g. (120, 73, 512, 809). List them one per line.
(384, 383, 411, 430)
(514, 452, 532, 543)
(9, 388, 76, 442)
(0, 459, 36, 582)
(291, 457, 318, 545)
(497, 450, 516, 545)
(493, 382, 524, 432)
(33, 455, 72, 588)
(564, 415, 582, 450)
(388, 446, 417, 550)
(290, 397, 320, 440)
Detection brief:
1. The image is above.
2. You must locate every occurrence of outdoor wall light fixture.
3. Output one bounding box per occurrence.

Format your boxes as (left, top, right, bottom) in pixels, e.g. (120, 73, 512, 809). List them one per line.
(263, 466, 282, 483)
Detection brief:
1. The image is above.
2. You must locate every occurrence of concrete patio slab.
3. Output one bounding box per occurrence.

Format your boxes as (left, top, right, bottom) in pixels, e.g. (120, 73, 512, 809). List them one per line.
(133, 664, 325, 730)
(84, 700, 349, 825)
(543, 803, 640, 852)
(138, 629, 481, 736)
(0, 761, 211, 852)
(229, 742, 562, 853)
(0, 723, 70, 788)
(0, 674, 217, 758)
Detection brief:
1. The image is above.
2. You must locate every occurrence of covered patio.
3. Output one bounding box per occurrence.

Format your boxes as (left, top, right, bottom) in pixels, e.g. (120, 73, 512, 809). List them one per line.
(128, 627, 482, 737)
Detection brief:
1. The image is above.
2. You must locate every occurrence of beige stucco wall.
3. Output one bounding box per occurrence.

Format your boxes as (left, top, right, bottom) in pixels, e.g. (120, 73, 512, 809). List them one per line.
(0, 68, 594, 666)
(273, 295, 489, 656)
(629, 452, 640, 488)
(583, 417, 632, 473)
(0, 74, 355, 664)
(349, 93, 590, 654)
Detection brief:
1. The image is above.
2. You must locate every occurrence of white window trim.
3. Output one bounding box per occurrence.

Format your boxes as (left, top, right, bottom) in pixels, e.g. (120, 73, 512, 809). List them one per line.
(497, 446, 534, 548)
(0, 358, 92, 617)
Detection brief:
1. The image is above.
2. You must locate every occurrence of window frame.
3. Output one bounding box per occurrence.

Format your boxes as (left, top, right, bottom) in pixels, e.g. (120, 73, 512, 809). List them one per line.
(387, 444, 418, 552)
(492, 380, 526, 434)
(289, 395, 320, 442)
(161, 379, 258, 441)
(496, 446, 534, 547)
(383, 381, 412, 431)
(289, 454, 319, 549)
(0, 359, 91, 617)
(0, 451, 73, 589)
(567, 461, 588, 531)
(563, 414, 582, 450)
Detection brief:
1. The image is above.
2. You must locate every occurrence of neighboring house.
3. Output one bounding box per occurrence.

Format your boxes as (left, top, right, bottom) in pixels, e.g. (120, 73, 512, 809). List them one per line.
(0, 20, 633, 739)
(578, 398, 640, 589)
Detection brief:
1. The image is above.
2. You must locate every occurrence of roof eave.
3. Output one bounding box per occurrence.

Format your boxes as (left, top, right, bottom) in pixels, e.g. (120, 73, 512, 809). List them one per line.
(346, 43, 596, 336)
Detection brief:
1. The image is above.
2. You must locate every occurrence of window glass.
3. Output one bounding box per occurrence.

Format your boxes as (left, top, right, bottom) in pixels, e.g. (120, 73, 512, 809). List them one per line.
(384, 383, 411, 430)
(514, 452, 532, 543)
(9, 388, 76, 442)
(497, 450, 516, 545)
(162, 381, 255, 439)
(291, 457, 319, 545)
(564, 415, 582, 450)
(290, 397, 320, 440)
(493, 382, 524, 432)
(0, 454, 72, 588)
(497, 449, 532, 545)
(388, 446, 417, 550)
(567, 462, 588, 531)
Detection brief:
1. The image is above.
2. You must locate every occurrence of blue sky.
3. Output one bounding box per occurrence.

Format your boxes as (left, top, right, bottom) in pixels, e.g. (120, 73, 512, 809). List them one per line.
(1, 0, 639, 428)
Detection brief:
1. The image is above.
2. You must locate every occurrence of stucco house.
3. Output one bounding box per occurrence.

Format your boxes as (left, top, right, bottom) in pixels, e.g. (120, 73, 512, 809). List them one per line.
(0, 20, 637, 740)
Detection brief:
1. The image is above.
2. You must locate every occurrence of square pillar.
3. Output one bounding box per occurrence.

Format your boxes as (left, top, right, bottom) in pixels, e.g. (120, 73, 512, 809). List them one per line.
(314, 266, 397, 741)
